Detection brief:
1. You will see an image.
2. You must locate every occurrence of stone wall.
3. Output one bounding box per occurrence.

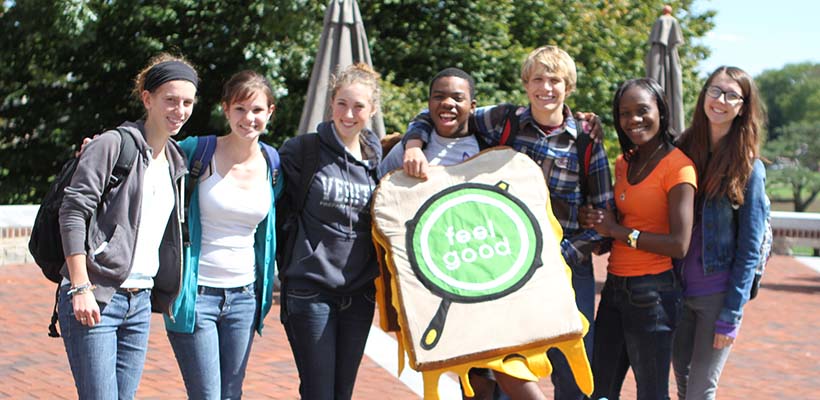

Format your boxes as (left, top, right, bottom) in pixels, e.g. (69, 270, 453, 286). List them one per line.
(0, 205, 38, 266)
(1, 226, 33, 265)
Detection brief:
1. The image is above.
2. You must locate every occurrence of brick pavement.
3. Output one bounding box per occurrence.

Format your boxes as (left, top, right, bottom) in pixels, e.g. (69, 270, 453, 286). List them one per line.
(1, 255, 818, 399)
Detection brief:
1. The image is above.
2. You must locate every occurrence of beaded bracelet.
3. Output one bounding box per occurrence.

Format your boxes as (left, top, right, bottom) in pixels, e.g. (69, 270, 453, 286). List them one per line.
(67, 282, 96, 297)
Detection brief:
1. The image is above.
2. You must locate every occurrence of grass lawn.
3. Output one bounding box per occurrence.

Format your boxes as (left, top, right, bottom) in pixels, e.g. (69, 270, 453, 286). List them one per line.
(768, 186, 820, 213)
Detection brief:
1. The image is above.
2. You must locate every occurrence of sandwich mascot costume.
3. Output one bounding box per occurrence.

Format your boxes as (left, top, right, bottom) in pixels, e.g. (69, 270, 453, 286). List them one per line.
(371, 147, 593, 399)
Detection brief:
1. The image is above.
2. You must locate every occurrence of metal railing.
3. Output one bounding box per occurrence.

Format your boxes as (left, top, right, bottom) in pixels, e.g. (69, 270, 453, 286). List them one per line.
(1, 206, 819, 264)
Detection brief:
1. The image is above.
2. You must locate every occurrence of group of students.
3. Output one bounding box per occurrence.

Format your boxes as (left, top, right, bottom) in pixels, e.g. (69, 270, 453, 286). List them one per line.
(59, 54, 382, 400)
(56, 43, 767, 400)
(395, 46, 767, 400)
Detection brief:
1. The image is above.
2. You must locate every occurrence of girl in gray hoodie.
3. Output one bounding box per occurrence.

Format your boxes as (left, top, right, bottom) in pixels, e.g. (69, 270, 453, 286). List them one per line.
(58, 53, 195, 399)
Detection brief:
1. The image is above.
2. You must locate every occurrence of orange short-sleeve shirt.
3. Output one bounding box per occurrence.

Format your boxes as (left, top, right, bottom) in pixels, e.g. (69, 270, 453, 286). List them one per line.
(608, 148, 697, 277)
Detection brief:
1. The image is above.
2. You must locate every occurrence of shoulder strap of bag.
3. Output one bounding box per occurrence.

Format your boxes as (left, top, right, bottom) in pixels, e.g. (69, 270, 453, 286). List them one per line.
(104, 127, 138, 193)
(498, 104, 520, 146)
(260, 142, 281, 187)
(189, 135, 218, 179)
(182, 135, 217, 245)
(576, 128, 593, 199)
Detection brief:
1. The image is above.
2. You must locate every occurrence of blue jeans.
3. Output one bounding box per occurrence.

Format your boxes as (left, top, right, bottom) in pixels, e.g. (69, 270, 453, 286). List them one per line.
(548, 258, 596, 400)
(591, 270, 680, 400)
(58, 285, 152, 400)
(167, 283, 257, 400)
(282, 286, 376, 400)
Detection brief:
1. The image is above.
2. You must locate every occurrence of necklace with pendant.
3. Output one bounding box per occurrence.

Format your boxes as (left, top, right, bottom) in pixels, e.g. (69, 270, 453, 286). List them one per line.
(620, 142, 665, 201)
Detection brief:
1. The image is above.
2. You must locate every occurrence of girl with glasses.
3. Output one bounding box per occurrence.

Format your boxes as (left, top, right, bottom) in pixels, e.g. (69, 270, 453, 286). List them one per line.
(672, 66, 768, 400)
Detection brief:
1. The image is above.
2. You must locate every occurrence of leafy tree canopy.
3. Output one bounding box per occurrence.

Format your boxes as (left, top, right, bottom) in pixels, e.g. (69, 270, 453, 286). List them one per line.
(1, 0, 714, 204)
(756, 62, 820, 137)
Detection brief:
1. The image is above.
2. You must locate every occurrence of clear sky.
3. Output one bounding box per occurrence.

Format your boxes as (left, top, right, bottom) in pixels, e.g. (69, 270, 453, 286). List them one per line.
(694, 0, 820, 77)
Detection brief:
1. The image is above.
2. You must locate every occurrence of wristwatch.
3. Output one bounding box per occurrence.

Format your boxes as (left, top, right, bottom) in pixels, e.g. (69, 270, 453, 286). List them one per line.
(627, 229, 641, 248)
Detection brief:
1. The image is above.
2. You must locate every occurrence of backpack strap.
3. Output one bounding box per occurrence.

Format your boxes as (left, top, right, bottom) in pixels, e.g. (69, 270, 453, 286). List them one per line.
(103, 127, 138, 193)
(182, 135, 217, 245)
(575, 129, 593, 201)
(260, 142, 281, 187)
(48, 286, 60, 337)
(189, 135, 218, 179)
(498, 104, 520, 146)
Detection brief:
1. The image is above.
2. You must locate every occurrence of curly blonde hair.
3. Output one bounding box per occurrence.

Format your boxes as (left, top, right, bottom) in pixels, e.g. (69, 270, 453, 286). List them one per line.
(329, 63, 381, 110)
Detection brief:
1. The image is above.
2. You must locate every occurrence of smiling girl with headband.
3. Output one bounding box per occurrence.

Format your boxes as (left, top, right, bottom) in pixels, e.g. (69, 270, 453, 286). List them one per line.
(58, 53, 196, 399)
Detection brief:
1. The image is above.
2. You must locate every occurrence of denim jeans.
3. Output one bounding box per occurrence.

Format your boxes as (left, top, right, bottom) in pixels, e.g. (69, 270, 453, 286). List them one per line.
(548, 258, 596, 400)
(58, 285, 152, 400)
(167, 283, 257, 400)
(282, 286, 376, 400)
(672, 292, 732, 400)
(591, 270, 680, 400)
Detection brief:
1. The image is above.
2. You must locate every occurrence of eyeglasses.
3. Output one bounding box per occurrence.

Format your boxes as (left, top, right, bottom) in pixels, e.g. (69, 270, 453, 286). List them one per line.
(705, 86, 744, 105)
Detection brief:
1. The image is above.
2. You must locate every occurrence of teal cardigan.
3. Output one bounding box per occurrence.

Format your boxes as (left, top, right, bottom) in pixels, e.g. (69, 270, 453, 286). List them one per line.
(164, 136, 284, 334)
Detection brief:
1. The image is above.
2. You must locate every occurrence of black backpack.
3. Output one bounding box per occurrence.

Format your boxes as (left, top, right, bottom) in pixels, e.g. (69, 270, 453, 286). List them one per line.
(28, 127, 138, 337)
(274, 134, 321, 324)
(275, 134, 320, 272)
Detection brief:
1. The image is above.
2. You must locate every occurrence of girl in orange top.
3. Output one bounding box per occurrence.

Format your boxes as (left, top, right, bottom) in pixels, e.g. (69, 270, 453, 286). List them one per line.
(582, 78, 696, 400)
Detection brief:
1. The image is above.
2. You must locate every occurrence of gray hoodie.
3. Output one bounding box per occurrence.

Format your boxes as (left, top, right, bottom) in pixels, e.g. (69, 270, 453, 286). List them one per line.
(279, 121, 382, 294)
(59, 120, 187, 314)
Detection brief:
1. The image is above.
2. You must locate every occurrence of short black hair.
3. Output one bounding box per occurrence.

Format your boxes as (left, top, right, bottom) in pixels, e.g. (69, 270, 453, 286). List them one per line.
(429, 67, 475, 100)
(612, 77, 674, 161)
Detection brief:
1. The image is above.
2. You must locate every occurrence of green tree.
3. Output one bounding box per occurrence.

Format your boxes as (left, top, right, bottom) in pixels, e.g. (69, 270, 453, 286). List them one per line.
(360, 0, 529, 135)
(507, 0, 714, 127)
(1, 0, 716, 204)
(764, 121, 820, 212)
(756, 62, 820, 137)
(361, 0, 714, 156)
(0, 0, 324, 203)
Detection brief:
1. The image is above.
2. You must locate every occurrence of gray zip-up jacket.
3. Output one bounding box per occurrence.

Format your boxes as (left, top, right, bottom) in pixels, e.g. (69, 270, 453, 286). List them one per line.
(59, 120, 187, 315)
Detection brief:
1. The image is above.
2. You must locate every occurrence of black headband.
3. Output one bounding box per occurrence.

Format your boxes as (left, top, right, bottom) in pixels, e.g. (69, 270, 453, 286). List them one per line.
(144, 61, 199, 92)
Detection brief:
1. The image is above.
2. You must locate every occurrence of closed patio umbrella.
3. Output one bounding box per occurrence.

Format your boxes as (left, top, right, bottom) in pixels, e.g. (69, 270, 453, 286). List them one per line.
(298, 0, 385, 137)
(645, 5, 685, 136)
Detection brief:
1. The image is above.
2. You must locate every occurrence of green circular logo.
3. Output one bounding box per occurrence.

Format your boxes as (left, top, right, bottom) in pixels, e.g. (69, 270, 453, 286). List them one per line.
(407, 182, 542, 302)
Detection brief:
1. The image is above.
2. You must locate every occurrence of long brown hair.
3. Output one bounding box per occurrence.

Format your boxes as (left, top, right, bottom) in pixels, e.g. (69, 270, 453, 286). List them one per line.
(678, 66, 765, 205)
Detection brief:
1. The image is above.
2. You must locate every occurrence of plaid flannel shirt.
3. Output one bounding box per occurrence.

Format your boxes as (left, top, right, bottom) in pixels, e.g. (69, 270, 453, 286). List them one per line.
(404, 104, 615, 266)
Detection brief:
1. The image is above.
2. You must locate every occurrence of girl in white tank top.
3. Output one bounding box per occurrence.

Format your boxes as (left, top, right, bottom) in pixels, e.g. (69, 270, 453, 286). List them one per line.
(165, 70, 281, 400)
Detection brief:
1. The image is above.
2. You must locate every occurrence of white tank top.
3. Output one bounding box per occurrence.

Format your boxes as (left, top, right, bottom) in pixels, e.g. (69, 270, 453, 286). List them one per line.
(121, 156, 174, 289)
(196, 166, 270, 288)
